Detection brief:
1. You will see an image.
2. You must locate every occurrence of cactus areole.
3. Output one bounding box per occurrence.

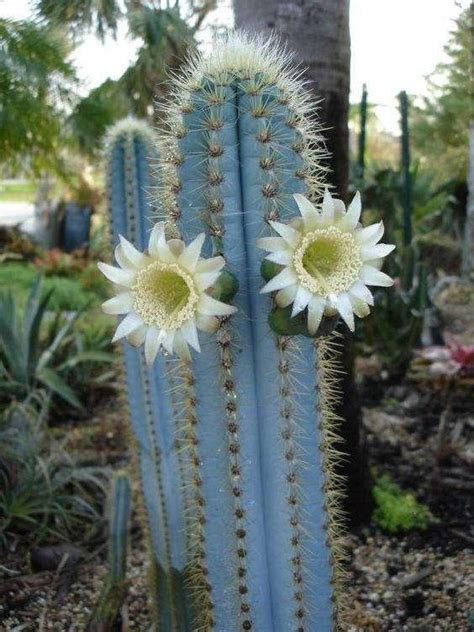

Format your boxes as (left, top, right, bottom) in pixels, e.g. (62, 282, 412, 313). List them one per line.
(103, 34, 394, 632)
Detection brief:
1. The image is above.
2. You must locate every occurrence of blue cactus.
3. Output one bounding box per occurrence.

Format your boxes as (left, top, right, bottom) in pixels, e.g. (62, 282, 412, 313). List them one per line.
(105, 118, 195, 629)
(105, 34, 350, 631)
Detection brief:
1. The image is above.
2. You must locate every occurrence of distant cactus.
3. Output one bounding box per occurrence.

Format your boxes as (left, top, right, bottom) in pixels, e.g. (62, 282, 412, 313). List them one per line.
(88, 473, 132, 632)
(103, 33, 394, 632)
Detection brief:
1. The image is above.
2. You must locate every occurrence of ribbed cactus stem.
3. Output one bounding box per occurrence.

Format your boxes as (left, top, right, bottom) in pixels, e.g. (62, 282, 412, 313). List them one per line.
(106, 35, 348, 631)
(105, 118, 192, 628)
(156, 33, 343, 630)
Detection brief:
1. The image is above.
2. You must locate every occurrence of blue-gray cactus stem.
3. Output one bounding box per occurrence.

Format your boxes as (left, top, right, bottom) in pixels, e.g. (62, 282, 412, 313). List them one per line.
(156, 54, 337, 627)
(105, 119, 194, 630)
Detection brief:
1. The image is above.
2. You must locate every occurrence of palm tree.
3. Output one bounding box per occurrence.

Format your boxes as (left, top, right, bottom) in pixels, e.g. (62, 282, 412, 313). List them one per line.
(35, 0, 215, 154)
(233, 0, 373, 524)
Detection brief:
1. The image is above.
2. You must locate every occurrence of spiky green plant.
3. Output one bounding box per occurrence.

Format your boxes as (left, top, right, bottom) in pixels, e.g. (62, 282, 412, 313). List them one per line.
(104, 35, 394, 631)
(88, 472, 132, 631)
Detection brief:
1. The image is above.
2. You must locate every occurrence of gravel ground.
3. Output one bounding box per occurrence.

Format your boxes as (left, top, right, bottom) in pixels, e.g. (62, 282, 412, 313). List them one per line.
(1, 375, 473, 631)
(0, 545, 152, 631)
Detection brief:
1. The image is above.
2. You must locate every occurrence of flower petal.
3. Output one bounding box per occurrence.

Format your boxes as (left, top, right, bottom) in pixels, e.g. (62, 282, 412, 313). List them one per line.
(98, 262, 135, 287)
(355, 221, 384, 246)
(196, 256, 226, 273)
(162, 330, 176, 355)
(199, 294, 237, 316)
(364, 257, 384, 270)
(349, 295, 371, 319)
(257, 236, 289, 253)
(179, 233, 205, 271)
(291, 286, 313, 317)
(339, 191, 361, 230)
(149, 223, 175, 262)
(268, 221, 300, 247)
(260, 267, 298, 293)
(174, 331, 192, 362)
(148, 222, 166, 255)
(181, 320, 201, 352)
(307, 296, 325, 335)
(196, 313, 220, 333)
(112, 312, 143, 342)
(349, 279, 374, 306)
(127, 324, 147, 347)
(119, 235, 145, 267)
(360, 265, 394, 287)
(321, 188, 335, 223)
(101, 292, 134, 315)
(335, 292, 355, 331)
(167, 239, 185, 257)
(144, 327, 164, 365)
(114, 244, 132, 270)
(294, 193, 320, 228)
(195, 270, 222, 291)
(275, 284, 298, 308)
(333, 198, 346, 218)
(266, 250, 293, 265)
(360, 243, 396, 261)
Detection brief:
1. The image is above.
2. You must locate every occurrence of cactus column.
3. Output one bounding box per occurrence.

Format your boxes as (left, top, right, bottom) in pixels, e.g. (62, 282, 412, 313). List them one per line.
(106, 35, 348, 631)
(157, 34, 343, 630)
(105, 118, 194, 629)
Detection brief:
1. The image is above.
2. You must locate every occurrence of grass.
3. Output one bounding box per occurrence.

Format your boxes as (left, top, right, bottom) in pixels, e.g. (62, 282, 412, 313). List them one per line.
(0, 180, 38, 203)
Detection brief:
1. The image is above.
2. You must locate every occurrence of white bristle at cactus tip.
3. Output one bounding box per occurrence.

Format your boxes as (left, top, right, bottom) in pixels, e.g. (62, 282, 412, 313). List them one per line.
(258, 190, 395, 333)
(104, 116, 158, 148)
(98, 223, 236, 364)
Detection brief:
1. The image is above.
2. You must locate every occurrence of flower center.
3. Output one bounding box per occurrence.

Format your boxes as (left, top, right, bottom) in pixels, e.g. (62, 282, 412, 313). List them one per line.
(132, 262, 199, 329)
(293, 227, 362, 297)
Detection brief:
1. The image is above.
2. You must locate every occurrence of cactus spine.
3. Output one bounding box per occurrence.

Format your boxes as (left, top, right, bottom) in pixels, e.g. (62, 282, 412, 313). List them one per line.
(106, 34, 346, 631)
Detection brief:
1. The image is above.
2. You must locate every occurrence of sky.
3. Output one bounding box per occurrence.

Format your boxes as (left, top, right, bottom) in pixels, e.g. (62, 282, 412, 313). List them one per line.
(1, 0, 469, 133)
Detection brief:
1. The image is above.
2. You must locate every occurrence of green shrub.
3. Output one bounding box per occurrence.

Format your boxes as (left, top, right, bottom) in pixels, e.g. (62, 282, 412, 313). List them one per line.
(79, 262, 109, 297)
(373, 474, 434, 534)
(0, 261, 107, 311)
(0, 398, 108, 547)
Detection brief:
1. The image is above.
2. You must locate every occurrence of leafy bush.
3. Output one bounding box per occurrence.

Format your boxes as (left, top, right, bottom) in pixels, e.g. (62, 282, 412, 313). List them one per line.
(0, 278, 113, 410)
(0, 398, 108, 547)
(0, 262, 104, 311)
(373, 474, 434, 534)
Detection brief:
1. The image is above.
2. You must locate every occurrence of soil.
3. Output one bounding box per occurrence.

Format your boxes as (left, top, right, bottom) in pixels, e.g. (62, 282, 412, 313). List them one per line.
(1, 372, 473, 632)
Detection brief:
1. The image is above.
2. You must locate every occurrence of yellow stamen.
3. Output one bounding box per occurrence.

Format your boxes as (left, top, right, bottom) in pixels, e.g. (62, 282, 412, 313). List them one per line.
(132, 262, 199, 329)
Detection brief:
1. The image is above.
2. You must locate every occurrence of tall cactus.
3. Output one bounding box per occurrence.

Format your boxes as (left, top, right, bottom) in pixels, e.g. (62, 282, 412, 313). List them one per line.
(103, 34, 393, 632)
(105, 117, 194, 629)
(157, 35, 339, 630)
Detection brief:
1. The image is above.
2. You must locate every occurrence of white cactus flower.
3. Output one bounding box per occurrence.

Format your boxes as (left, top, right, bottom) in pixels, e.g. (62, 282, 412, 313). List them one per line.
(98, 223, 237, 364)
(257, 190, 395, 334)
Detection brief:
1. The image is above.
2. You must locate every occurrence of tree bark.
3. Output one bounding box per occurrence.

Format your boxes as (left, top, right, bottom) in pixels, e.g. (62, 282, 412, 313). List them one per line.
(234, 0, 373, 525)
(233, 0, 350, 197)
(462, 122, 474, 279)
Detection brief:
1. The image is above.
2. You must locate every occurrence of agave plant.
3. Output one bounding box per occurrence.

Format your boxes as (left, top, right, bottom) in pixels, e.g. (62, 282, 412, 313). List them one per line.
(0, 276, 113, 409)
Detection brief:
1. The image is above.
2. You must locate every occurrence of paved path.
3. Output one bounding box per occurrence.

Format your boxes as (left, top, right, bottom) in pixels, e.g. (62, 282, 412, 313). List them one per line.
(0, 201, 35, 227)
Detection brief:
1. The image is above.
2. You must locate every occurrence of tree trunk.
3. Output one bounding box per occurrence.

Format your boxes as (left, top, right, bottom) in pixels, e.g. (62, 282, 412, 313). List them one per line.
(233, 0, 373, 525)
(462, 122, 474, 279)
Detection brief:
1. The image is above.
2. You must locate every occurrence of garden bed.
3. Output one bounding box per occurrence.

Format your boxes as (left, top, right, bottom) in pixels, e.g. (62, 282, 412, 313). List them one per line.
(1, 374, 472, 631)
